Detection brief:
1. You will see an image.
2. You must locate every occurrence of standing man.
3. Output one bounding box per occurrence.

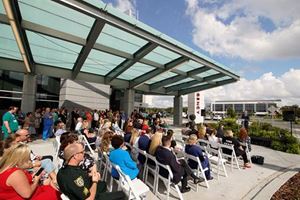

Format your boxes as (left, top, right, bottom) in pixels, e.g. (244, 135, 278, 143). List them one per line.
(242, 111, 250, 130)
(1, 106, 19, 140)
(42, 107, 53, 141)
(92, 109, 99, 129)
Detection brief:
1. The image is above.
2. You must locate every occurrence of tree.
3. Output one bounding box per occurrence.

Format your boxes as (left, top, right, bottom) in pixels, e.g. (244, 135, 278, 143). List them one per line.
(226, 107, 237, 118)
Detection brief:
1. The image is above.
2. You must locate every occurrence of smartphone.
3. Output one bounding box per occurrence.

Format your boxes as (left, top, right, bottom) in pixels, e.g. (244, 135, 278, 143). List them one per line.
(34, 167, 44, 176)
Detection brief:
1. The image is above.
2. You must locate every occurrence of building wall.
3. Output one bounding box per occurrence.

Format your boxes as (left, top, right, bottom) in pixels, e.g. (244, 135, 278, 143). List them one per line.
(59, 79, 111, 110)
(188, 92, 204, 123)
(210, 100, 280, 115)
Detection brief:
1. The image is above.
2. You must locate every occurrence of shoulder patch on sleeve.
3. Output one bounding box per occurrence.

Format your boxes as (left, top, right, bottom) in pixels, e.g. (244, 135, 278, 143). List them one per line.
(74, 176, 84, 187)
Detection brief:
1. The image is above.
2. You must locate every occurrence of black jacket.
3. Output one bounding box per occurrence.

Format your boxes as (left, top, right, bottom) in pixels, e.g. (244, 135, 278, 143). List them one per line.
(155, 146, 184, 184)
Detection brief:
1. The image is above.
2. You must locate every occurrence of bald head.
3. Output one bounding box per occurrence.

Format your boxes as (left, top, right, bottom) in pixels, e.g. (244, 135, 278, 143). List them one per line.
(64, 143, 84, 164)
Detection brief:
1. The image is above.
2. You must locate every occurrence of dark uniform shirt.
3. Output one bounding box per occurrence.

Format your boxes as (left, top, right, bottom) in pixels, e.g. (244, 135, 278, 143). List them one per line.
(57, 165, 92, 200)
(57, 165, 126, 200)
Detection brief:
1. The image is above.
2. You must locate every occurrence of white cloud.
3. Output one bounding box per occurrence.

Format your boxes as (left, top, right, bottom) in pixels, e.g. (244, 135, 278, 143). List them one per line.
(145, 69, 300, 107)
(109, 0, 137, 18)
(185, 0, 300, 60)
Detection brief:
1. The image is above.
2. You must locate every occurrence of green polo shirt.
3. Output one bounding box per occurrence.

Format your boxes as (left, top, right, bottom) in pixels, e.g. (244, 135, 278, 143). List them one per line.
(2, 111, 19, 139)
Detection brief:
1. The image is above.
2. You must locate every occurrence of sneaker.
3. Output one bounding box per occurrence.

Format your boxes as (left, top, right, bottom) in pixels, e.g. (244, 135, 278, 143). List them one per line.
(207, 176, 214, 181)
(180, 186, 191, 193)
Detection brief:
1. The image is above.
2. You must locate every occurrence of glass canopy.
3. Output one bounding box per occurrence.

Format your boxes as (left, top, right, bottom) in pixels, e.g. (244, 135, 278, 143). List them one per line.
(0, 0, 239, 96)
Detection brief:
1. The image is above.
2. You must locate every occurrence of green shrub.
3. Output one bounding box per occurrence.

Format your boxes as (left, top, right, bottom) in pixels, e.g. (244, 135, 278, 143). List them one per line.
(271, 141, 286, 151)
(260, 123, 273, 131)
(220, 118, 239, 133)
(286, 143, 300, 154)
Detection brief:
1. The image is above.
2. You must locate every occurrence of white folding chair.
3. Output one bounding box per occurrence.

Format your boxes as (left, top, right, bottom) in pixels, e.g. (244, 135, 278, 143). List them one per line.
(144, 153, 158, 194)
(60, 193, 70, 200)
(156, 162, 184, 200)
(204, 145, 228, 179)
(198, 139, 210, 154)
(54, 135, 61, 158)
(219, 143, 241, 171)
(102, 153, 119, 192)
(132, 146, 147, 181)
(113, 164, 149, 200)
(79, 134, 96, 156)
(183, 152, 209, 190)
(98, 149, 108, 180)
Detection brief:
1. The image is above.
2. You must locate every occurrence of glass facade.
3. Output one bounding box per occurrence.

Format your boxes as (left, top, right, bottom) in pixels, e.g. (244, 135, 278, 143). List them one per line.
(214, 104, 223, 111)
(225, 104, 233, 111)
(245, 104, 255, 113)
(256, 103, 267, 112)
(0, 70, 60, 113)
(234, 104, 243, 112)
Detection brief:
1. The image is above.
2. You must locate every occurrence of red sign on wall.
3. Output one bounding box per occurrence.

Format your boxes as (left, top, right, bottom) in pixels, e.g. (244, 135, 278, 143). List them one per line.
(196, 92, 200, 114)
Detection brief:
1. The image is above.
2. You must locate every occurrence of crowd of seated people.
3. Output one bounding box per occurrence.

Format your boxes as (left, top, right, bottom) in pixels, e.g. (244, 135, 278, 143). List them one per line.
(2, 106, 254, 199)
(181, 121, 252, 169)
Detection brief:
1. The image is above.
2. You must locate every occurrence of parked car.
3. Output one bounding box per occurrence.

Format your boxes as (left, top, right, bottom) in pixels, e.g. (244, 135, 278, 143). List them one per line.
(205, 115, 212, 120)
(213, 115, 222, 120)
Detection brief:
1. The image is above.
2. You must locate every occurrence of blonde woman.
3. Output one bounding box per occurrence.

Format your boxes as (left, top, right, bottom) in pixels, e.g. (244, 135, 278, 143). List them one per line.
(198, 125, 207, 139)
(0, 143, 60, 199)
(99, 130, 114, 154)
(129, 128, 140, 161)
(148, 131, 163, 155)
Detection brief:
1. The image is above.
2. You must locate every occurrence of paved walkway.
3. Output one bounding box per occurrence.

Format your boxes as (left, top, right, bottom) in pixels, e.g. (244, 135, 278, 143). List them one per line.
(29, 128, 300, 200)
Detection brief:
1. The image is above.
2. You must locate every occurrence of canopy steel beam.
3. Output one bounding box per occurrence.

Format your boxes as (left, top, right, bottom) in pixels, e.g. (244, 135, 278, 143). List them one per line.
(0, 57, 129, 88)
(72, 19, 105, 79)
(178, 78, 236, 95)
(166, 72, 226, 93)
(3, 0, 34, 73)
(149, 74, 185, 91)
(52, 0, 239, 80)
(130, 56, 188, 88)
(105, 42, 157, 84)
(148, 66, 210, 90)
(0, 15, 229, 86)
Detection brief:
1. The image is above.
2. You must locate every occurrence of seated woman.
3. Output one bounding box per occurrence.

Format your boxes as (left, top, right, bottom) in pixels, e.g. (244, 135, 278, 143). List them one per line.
(82, 128, 97, 150)
(238, 128, 251, 152)
(109, 135, 139, 180)
(185, 134, 213, 180)
(59, 132, 94, 171)
(129, 128, 140, 160)
(207, 128, 220, 149)
(148, 131, 163, 155)
(0, 143, 60, 199)
(123, 119, 133, 143)
(111, 118, 124, 136)
(222, 130, 251, 168)
(99, 130, 114, 155)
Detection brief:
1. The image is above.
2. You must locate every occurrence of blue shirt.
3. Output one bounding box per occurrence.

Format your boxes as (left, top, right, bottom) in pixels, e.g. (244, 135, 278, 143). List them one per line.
(185, 144, 205, 169)
(109, 148, 139, 180)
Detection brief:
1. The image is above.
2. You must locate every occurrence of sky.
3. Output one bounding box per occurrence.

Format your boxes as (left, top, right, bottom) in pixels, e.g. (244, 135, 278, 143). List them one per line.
(102, 0, 300, 107)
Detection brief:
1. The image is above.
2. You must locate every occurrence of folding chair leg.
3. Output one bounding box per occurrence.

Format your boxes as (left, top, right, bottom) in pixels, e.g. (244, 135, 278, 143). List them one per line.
(166, 181, 170, 200)
(202, 171, 209, 189)
(222, 162, 228, 177)
(174, 185, 184, 200)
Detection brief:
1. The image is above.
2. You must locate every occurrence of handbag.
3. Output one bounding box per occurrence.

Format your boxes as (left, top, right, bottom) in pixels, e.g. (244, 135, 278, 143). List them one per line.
(251, 155, 264, 165)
